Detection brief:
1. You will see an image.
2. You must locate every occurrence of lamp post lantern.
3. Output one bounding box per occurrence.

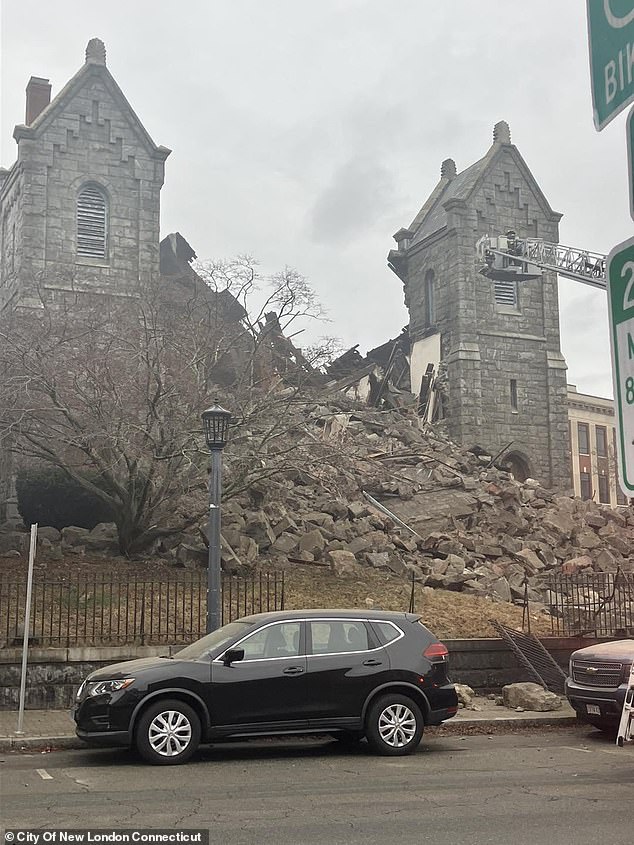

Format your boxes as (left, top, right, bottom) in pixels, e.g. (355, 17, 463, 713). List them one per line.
(201, 403, 231, 633)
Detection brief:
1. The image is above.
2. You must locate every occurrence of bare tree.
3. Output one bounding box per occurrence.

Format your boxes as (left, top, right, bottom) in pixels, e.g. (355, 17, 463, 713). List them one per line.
(0, 262, 339, 554)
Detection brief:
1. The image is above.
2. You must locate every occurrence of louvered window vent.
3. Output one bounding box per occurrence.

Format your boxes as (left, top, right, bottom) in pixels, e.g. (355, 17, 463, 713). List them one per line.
(494, 279, 517, 307)
(77, 184, 107, 259)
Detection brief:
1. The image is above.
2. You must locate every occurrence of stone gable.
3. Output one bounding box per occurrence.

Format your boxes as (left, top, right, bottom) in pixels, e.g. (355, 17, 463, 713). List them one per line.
(0, 38, 170, 309)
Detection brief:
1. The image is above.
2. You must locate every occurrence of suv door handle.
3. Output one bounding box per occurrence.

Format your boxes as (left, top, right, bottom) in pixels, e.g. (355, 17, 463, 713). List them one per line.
(283, 666, 305, 675)
(363, 659, 382, 667)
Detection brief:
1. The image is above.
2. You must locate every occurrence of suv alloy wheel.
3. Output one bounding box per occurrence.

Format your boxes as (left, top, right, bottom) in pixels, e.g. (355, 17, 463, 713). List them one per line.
(135, 699, 201, 765)
(365, 693, 424, 756)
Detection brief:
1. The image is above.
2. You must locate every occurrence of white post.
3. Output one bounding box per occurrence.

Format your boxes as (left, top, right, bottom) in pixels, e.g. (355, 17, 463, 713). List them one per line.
(16, 524, 37, 735)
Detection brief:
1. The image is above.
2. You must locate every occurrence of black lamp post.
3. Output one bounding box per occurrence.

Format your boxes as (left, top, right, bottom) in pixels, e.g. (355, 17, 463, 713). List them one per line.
(201, 403, 231, 633)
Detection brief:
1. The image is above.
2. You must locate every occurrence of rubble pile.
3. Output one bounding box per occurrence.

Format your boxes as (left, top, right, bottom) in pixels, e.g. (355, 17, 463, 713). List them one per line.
(178, 399, 634, 611)
(3, 397, 633, 616)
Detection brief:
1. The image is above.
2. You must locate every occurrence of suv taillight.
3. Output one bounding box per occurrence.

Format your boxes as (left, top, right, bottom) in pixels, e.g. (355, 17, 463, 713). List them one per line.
(424, 642, 448, 660)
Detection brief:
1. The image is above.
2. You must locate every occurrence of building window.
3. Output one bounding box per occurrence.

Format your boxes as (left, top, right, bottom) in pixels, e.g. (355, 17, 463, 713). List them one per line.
(424, 269, 434, 326)
(510, 379, 518, 412)
(494, 279, 517, 307)
(77, 183, 108, 260)
(580, 470, 592, 500)
(577, 422, 590, 455)
(596, 425, 607, 457)
(598, 473, 610, 504)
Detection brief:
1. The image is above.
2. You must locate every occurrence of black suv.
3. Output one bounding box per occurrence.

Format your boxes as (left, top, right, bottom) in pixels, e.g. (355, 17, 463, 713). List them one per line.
(565, 639, 634, 732)
(74, 609, 458, 765)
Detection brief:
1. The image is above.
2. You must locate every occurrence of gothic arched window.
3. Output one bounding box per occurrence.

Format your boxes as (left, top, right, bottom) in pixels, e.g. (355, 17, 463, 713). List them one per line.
(77, 183, 108, 260)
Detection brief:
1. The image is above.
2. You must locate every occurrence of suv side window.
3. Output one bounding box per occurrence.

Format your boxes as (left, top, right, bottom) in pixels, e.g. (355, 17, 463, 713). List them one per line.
(239, 622, 301, 660)
(309, 620, 370, 654)
(371, 621, 402, 646)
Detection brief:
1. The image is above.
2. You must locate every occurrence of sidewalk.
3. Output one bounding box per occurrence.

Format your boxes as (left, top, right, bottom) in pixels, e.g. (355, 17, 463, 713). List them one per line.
(0, 699, 579, 752)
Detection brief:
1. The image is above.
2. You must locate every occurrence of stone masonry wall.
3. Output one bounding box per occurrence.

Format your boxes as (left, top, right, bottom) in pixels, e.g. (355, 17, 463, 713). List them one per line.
(8, 63, 166, 304)
(404, 140, 570, 489)
(0, 165, 23, 312)
(0, 47, 169, 521)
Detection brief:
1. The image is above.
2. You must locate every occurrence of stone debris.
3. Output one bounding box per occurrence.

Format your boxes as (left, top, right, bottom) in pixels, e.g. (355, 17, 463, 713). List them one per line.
(1, 398, 633, 626)
(454, 683, 476, 709)
(502, 682, 563, 712)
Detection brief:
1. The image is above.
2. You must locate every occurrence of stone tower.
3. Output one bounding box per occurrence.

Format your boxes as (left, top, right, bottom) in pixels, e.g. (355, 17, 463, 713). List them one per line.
(388, 121, 570, 489)
(0, 38, 171, 313)
(0, 39, 171, 521)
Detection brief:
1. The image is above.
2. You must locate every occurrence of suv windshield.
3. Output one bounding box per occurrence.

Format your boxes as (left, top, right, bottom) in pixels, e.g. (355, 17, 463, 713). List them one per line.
(175, 621, 251, 660)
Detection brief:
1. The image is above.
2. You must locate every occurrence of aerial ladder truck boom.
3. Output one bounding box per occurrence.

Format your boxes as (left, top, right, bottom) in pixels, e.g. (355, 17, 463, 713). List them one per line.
(476, 234, 607, 290)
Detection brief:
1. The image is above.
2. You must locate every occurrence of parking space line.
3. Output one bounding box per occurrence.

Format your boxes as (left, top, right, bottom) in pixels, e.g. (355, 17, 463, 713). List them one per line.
(560, 746, 592, 754)
(36, 769, 53, 780)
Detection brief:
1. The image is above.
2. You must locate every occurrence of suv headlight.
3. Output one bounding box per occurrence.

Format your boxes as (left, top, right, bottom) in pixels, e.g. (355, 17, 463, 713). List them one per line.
(87, 678, 135, 697)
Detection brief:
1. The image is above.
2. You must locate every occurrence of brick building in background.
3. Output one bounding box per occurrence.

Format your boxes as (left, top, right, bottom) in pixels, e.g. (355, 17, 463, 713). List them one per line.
(388, 121, 571, 490)
(568, 385, 629, 507)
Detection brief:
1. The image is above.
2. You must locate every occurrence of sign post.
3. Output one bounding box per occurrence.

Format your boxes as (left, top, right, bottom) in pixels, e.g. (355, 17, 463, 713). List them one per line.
(16, 524, 38, 736)
(587, 0, 634, 130)
(627, 106, 634, 219)
(606, 236, 634, 496)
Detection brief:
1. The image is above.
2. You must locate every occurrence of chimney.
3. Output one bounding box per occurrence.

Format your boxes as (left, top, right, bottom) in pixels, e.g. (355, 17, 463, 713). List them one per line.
(25, 76, 51, 125)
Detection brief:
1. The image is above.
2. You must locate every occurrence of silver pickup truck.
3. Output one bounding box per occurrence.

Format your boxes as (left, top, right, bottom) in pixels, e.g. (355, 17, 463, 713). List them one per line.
(565, 639, 634, 732)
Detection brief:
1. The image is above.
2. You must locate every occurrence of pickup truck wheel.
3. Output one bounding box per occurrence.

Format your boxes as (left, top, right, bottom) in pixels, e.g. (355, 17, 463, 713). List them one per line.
(135, 699, 201, 765)
(365, 694, 423, 756)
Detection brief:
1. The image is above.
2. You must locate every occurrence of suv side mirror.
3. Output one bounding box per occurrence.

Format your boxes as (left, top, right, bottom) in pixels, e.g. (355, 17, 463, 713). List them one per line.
(222, 647, 245, 666)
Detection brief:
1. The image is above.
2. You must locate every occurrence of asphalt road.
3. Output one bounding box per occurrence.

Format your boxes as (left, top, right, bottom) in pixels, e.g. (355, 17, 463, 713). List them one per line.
(2, 727, 633, 845)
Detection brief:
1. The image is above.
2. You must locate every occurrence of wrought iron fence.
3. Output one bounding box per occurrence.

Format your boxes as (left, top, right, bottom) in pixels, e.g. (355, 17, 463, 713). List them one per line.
(0, 570, 285, 648)
(546, 570, 634, 637)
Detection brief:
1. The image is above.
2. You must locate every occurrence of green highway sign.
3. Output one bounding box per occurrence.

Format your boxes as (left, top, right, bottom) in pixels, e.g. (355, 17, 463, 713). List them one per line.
(607, 236, 634, 495)
(587, 0, 634, 130)
(627, 109, 634, 220)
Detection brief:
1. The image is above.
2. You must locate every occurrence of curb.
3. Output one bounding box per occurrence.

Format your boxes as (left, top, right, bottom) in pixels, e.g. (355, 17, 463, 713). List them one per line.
(0, 735, 83, 752)
(0, 716, 580, 751)
(434, 715, 579, 731)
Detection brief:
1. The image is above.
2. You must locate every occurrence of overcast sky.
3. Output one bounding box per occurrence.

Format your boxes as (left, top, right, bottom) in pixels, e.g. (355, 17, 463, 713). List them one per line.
(1, 1, 631, 398)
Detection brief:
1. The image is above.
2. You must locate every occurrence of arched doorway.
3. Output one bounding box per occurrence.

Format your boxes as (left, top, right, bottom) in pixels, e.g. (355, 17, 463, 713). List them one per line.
(503, 451, 531, 483)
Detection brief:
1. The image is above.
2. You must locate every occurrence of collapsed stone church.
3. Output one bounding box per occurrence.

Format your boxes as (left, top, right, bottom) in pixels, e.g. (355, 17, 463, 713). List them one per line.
(0, 39, 572, 521)
(388, 120, 570, 490)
